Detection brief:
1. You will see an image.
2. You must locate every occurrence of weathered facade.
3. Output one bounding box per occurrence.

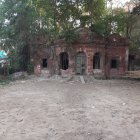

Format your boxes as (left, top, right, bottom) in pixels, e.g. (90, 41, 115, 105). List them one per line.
(31, 28, 129, 78)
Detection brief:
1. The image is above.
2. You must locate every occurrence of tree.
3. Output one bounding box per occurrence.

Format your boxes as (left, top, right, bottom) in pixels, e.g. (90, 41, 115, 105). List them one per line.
(0, 0, 38, 71)
(90, 8, 128, 37)
(132, 4, 140, 15)
(130, 4, 140, 50)
(0, 0, 132, 73)
(80, 0, 105, 26)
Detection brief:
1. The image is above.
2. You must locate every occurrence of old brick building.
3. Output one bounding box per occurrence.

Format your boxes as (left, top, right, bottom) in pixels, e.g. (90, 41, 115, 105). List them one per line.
(31, 28, 129, 78)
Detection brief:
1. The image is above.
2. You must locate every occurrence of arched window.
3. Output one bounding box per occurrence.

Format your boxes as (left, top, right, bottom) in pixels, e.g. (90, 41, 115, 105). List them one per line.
(93, 53, 100, 69)
(60, 52, 69, 70)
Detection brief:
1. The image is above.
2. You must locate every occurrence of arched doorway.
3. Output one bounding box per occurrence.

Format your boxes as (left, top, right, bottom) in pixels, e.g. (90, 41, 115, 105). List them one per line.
(60, 52, 69, 70)
(93, 53, 100, 69)
(76, 52, 86, 74)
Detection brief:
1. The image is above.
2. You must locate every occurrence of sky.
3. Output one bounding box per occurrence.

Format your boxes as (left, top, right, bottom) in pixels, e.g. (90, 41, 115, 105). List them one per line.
(107, 0, 131, 8)
(113, 0, 130, 4)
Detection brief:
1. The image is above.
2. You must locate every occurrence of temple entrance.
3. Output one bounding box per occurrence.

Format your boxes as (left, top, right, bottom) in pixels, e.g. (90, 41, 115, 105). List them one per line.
(76, 52, 86, 75)
(60, 52, 69, 70)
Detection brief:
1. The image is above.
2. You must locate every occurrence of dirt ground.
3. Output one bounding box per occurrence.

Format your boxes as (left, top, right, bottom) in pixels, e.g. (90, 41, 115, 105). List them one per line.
(0, 76, 140, 140)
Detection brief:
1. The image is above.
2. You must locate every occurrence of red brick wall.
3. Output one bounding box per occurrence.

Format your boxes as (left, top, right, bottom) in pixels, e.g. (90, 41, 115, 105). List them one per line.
(106, 46, 127, 77)
(55, 44, 105, 75)
(31, 31, 129, 77)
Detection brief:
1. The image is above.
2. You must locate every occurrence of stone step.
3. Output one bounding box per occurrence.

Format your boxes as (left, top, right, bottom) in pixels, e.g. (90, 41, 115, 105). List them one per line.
(80, 76, 85, 84)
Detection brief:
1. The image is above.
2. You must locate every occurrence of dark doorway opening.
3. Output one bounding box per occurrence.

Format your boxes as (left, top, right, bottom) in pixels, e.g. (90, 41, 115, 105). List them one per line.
(128, 55, 135, 71)
(111, 59, 118, 69)
(42, 58, 48, 68)
(93, 53, 100, 69)
(60, 52, 69, 70)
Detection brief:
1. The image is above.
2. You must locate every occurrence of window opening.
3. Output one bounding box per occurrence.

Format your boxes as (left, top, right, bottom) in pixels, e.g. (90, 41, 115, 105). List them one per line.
(93, 53, 100, 69)
(42, 58, 48, 68)
(111, 59, 118, 69)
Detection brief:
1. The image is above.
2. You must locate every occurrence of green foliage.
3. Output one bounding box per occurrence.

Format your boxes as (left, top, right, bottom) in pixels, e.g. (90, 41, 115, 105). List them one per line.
(129, 36, 139, 51)
(0, 0, 136, 72)
(63, 29, 79, 44)
(80, 15, 91, 27)
(8, 49, 21, 72)
(91, 11, 128, 37)
(0, 0, 106, 44)
(83, 0, 105, 24)
(27, 62, 34, 74)
(0, 0, 49, 72)
(112, 12, 128, 36)
(91, 20, 107, 37)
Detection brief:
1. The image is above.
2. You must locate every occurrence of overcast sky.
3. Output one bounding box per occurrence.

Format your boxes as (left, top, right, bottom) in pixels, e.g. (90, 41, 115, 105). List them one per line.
(107, 0, 131, 8)
(113, 0, 130, 4)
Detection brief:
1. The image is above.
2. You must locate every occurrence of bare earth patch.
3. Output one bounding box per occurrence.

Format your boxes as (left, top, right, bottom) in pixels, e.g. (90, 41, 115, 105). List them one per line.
(0, 77, 140, 140)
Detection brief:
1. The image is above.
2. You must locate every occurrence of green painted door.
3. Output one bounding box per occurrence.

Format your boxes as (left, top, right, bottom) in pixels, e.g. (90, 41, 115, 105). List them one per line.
(76, 53, 86, 74)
